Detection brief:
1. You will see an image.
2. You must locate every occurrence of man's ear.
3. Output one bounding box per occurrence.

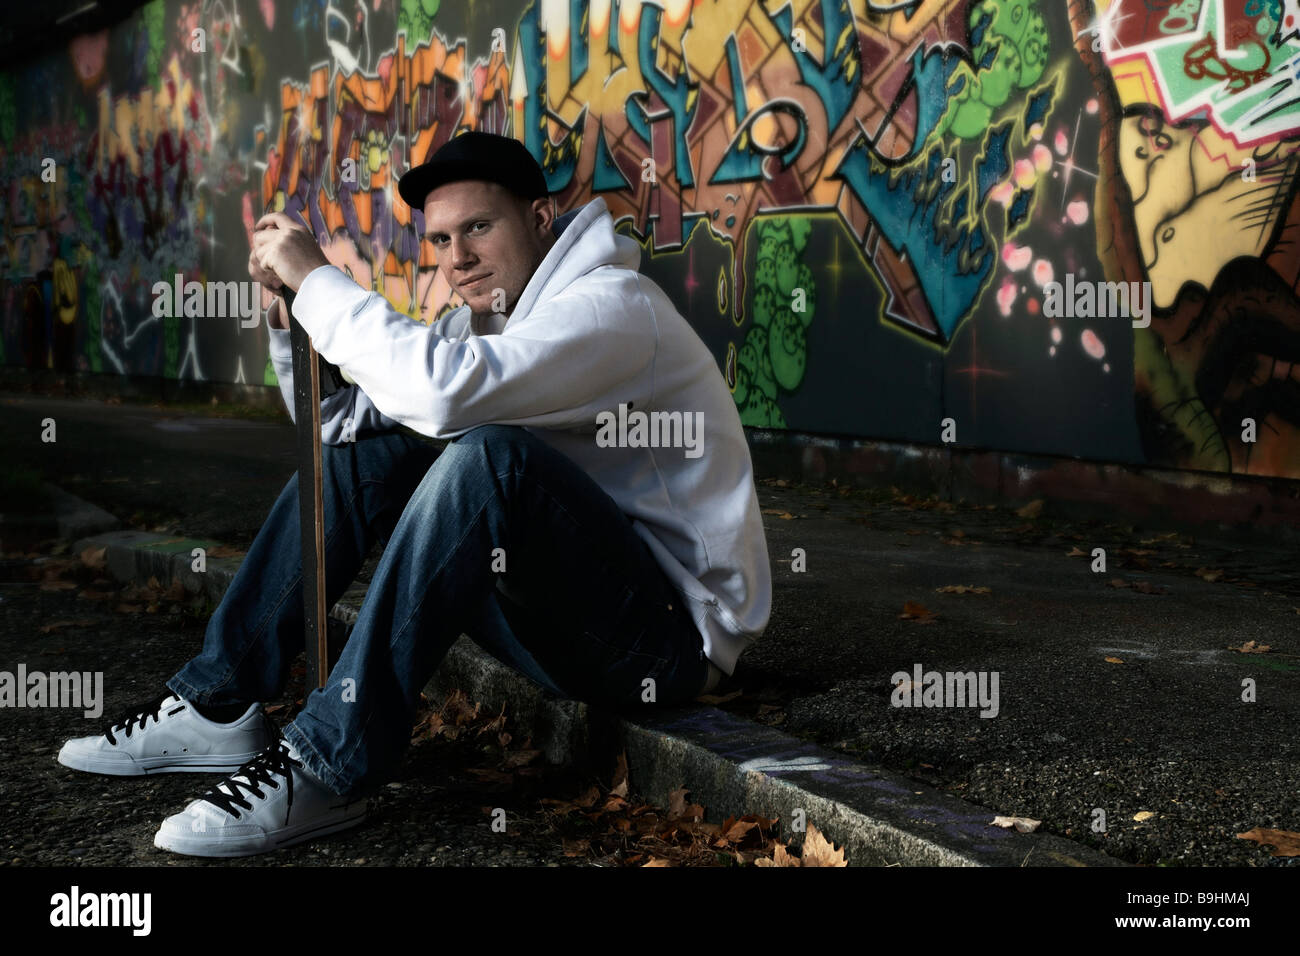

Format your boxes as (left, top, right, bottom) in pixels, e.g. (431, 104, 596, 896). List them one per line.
(528, 196, 555, 235)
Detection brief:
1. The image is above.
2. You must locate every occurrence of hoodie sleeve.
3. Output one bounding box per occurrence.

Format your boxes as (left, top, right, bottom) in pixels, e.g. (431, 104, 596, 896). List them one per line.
(289, 264, 656, 439)
(266, 303, 404, 445)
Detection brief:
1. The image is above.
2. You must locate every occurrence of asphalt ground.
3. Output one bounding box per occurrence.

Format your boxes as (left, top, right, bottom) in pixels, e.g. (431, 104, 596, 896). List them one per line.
(2, 391, 1298, 866)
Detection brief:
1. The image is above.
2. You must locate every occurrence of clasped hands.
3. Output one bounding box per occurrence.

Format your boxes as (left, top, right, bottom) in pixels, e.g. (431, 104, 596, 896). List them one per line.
(248, 212, 331, 329)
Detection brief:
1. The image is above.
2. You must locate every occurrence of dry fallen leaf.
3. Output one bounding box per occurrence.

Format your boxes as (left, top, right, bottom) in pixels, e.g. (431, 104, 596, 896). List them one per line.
(78, 546, 107, 569)
(1194, 567, 1224, 582)
(1104, 656, 1125, 664)
(610, 752, 629, 799)
(899, 601, 937, 622)
(1066, 546, 1086, 556)
(1131, 580, 1170, 594)
(1237, 827, 1300, 857)
(1016, 499, 1043, 518)
(799, 823, 848, 867)
(934, 585, 991, 594)
(1228, 641, 1271, 654)
(722, 818, 759, 845)
(666, 787, 705, 823)
(1132, 811, 1155, 822)
(991, 815, 1041, 833)
(753, 842, 800, 867)
(563, 838, 590, 858)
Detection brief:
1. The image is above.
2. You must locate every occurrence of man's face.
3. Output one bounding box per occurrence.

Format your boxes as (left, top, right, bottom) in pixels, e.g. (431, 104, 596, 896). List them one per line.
(422, 180, 555, 319)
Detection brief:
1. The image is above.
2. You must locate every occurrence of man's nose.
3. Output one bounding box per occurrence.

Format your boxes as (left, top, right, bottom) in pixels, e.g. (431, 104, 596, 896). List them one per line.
(449, 236, 477, 271)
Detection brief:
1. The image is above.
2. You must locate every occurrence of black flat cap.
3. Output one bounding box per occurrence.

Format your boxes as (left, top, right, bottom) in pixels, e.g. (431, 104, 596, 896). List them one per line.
(397, 131, 550, 210)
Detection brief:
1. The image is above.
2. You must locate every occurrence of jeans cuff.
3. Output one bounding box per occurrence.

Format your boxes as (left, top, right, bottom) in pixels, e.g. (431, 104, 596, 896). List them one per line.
(281, 720, 351, 797)
(165, 673, 214, 707)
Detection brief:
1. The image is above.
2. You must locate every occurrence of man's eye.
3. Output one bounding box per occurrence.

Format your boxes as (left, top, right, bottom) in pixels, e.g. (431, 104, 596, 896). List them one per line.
(470, 222, 487, 233)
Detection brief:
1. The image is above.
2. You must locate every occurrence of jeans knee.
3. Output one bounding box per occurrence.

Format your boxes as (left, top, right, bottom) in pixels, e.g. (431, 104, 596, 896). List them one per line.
(452, 423, 527, 450)
(446, 424, 531, 467)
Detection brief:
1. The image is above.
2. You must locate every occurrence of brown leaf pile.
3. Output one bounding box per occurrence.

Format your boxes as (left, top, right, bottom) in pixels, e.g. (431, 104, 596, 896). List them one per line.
(408, 690, 544, 787)
(22, 548, 199, 618)
(534, 752, 847, 866)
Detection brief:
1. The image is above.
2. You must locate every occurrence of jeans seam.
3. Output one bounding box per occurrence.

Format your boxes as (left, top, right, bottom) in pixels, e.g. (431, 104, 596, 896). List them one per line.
(330, 470, 500, 781)
(177, 480, 371, 704)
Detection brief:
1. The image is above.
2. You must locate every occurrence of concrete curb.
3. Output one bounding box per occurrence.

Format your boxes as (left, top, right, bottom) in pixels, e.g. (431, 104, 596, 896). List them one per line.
(72, 524, 1125, 867)
(1, 482, 121, 552)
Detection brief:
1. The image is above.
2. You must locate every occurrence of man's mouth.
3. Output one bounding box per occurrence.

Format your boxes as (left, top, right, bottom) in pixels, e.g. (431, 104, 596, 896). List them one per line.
(460, 273, 492, 289)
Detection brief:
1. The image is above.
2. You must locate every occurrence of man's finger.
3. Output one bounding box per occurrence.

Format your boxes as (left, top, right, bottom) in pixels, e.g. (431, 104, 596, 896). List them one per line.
(255, 211, 308, 233)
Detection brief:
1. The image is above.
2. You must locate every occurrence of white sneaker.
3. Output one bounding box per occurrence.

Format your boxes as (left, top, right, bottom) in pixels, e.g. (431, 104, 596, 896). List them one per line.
(153, 740, 367, 858)
(57, 693, 272, 776)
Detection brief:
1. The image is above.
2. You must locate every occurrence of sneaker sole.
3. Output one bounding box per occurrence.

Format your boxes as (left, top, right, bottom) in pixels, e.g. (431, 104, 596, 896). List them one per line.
(57, 748, 269, 776)
(153, 803, 368, 858)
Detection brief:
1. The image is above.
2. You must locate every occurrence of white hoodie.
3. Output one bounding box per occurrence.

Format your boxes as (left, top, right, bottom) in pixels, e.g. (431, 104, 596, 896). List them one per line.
(266, 196, 771, 676)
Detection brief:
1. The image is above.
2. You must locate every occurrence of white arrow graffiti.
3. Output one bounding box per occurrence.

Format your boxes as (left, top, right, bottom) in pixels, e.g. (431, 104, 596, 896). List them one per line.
(739, 755, 833, 774)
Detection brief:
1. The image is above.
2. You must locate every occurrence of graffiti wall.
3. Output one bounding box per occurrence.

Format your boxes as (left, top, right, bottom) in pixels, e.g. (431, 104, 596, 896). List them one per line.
(1, 0, 1296, 479)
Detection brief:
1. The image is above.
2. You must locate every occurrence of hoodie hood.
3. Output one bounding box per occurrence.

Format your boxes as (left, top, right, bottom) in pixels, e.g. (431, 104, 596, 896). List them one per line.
(507, 196, 641, 326)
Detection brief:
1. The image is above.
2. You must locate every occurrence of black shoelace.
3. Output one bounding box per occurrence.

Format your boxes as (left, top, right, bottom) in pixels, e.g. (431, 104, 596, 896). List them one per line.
(198, 742, 298, 825)
(104, 694, 180, 745)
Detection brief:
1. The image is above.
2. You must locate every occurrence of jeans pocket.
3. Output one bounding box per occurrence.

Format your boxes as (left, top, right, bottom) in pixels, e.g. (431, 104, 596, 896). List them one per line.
(571, 586, 672, 708)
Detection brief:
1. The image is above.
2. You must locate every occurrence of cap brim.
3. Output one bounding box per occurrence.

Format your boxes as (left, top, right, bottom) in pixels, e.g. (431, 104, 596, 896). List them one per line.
(397, 167, 439, 211)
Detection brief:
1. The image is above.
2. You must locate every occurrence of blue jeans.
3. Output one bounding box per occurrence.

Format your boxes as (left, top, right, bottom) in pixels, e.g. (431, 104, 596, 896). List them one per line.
(167, 424, 708, 797)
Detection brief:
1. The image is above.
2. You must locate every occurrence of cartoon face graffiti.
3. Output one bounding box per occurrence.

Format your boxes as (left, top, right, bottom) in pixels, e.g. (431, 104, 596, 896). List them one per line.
(1094, 0, 1300, 476)
(1115, 108, 1297, 310)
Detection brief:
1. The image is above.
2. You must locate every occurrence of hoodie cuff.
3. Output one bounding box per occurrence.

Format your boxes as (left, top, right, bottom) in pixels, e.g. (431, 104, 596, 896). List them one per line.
(290, 264, 371, 355)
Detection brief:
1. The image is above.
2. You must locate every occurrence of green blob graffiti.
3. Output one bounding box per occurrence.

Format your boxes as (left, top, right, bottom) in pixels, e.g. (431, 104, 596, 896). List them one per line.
(732, 215, 815, 428)
(938, 0, 1050, 141)
(398, 0, 442, 41)
(143, 0, 166, 87)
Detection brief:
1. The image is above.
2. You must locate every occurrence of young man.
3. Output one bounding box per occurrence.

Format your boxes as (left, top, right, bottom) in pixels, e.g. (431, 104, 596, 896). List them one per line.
(57, 131, 772, 857)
